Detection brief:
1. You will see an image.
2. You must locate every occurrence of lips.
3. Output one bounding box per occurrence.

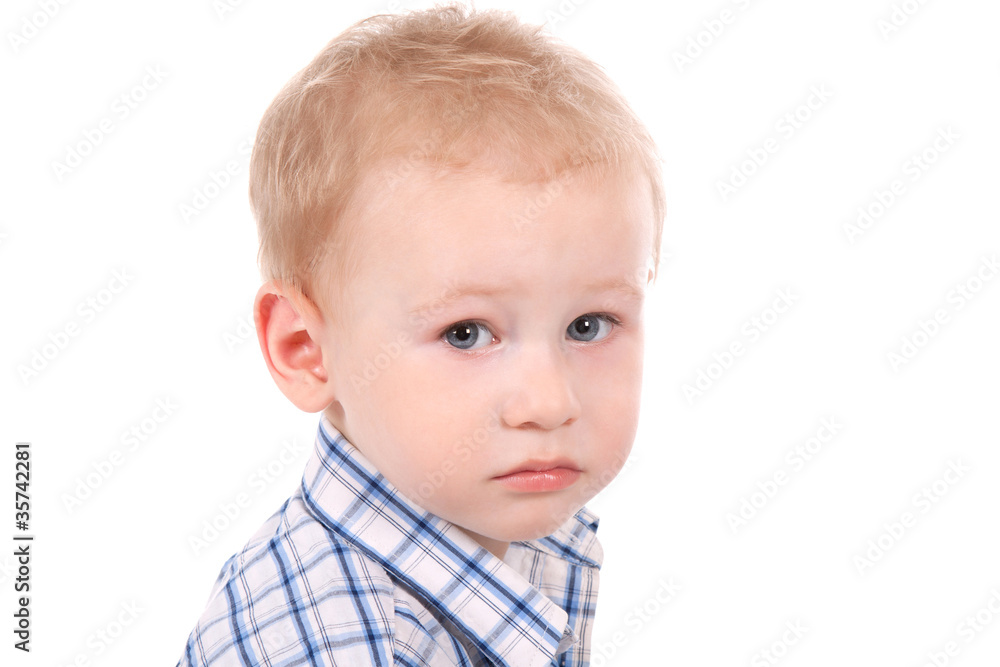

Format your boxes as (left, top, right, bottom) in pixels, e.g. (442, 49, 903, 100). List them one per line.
(493, 459, 582, 492)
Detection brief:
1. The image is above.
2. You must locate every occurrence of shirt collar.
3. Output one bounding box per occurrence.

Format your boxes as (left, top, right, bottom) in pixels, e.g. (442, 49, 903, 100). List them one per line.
(300, 416, 601, 667)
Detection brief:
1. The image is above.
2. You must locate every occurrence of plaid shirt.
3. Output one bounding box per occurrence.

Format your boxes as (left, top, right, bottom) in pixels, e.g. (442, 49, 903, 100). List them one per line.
(178, 416, 603, 666)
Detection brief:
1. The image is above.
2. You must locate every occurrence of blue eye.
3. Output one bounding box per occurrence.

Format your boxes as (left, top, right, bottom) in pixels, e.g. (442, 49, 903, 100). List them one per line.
(567, 314, 616, 342)
(444, 321, 493, 350)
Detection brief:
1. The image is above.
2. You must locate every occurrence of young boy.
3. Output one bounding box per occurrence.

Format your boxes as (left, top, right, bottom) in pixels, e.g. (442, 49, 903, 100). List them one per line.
(179, 4, 663, 665)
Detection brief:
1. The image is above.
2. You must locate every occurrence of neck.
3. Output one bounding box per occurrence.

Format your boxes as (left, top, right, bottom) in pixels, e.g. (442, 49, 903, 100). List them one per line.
(459, 527, 508, 560)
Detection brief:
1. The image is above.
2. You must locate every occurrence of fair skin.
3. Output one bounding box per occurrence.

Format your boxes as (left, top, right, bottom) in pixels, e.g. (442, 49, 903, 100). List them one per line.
(255, 162, 654, 560)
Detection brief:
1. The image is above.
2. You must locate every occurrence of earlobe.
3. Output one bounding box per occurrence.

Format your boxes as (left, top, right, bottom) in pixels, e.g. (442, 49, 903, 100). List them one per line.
(254, 282, 336, 413)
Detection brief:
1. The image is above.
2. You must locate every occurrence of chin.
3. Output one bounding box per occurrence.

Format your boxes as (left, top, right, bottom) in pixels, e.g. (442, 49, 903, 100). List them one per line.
(490, 512, 580, 543)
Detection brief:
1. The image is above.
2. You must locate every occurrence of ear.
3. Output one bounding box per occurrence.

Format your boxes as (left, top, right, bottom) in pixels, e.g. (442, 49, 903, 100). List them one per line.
(254, 282, 336, 412)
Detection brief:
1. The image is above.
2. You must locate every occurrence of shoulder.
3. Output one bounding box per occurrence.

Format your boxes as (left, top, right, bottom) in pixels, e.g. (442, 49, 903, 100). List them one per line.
(180, 493, 399, 666)
(180, 493, 477, 667)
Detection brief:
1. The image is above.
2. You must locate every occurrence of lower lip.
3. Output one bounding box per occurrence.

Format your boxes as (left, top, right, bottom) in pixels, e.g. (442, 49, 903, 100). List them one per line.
(493, 468, 581, 492)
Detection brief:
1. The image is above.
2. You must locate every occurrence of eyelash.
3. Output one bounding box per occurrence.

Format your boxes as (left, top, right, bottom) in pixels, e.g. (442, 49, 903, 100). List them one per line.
(586, 313, 623, 331)
(438, 313, 623, 352)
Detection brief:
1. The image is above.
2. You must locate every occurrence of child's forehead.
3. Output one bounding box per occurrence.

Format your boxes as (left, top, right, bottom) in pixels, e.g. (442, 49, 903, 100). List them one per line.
(344, 161, 649, 251)
(342, 163, 652, 285)
(312, 158, 655, 318)
(358, 154, 644, 202)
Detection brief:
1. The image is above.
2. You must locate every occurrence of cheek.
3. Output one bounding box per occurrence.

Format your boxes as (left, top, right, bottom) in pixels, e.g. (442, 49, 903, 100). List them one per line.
(579, 339, 644, 460)
(356, 358, 475, 464)
(370, 345, 486, 417)
(580, 336, 644, 410)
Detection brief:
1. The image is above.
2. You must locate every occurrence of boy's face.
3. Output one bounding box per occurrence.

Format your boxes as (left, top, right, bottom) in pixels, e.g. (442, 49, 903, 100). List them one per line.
(315, 162, 654, 556)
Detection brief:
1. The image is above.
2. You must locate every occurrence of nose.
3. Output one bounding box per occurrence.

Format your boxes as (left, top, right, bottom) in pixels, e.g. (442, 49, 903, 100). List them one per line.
(500, 343, 581, 430)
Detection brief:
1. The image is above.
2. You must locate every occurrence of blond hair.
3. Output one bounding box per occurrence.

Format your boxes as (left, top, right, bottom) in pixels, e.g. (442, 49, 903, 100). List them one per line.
(250, 3, 665, 312)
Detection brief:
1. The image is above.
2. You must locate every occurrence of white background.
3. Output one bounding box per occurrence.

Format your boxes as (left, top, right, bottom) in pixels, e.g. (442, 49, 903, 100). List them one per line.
(4, 0, 999, 665)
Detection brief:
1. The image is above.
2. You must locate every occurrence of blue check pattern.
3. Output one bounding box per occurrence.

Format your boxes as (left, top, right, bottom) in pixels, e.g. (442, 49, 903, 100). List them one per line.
(178, 416, 603, 666)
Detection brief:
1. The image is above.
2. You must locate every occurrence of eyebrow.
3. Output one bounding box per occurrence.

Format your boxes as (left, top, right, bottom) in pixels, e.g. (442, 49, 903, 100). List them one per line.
(407, 276, 644, 318)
